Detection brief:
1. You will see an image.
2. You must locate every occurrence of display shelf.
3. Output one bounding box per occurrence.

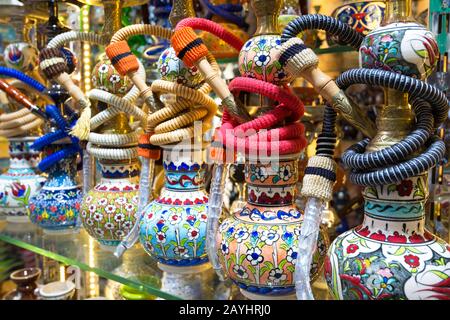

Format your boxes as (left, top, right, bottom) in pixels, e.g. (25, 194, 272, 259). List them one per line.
(0, 220, 332, 300)
(0, 221, 185, 300)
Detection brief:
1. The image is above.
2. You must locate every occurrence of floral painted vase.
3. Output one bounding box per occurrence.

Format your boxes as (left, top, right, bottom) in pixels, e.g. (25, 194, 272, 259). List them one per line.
(157, 47, 204, 88)
(0, 137, 45, 223)
(139, 145, 209, 271)
(80, 160, 139, 250)
(238, 35, 292, 85)
(92, 57, 132, 96)
(359, 22, 439, 79)
(216, 155, 328, 299)
(28, 144, 82, 233)
(325, 175, 450, 300)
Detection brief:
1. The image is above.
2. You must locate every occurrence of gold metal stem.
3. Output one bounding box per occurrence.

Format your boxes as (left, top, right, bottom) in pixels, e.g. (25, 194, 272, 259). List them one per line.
(169, 0, 195, 27)
(383, 0, 414, 24)
(251, 0, 282, 35)
(367, 89, 412, 152)
(102, 0, 122, 38)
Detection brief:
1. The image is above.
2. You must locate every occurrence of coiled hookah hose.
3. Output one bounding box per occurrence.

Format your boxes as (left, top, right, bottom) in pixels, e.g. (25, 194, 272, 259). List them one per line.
(105, 17, 243, 257)
(279, 14, 449, 299)
(168, 17, 245, 278)
(32, 104, 80, 172)
(38, 27, 146, 193)
(199, 0, 248, 29)
(0, 69, 80, 179)
(0, 71, 48, 138)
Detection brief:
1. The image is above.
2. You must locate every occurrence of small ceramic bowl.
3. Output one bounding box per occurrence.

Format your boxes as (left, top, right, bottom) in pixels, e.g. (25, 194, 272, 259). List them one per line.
(37, 281, 75, 300)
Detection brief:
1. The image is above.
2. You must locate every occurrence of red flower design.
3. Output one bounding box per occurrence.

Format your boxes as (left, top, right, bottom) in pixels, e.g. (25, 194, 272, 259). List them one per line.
(387, 231, 407, 243)
(346, 244, 359, 254)
(50, 206, 57, 213)
(173, 199, 182, 205)
(183, 199, 193, 205)
(408, 233, 425, 243)
(404, 254, 420, 268)
(357, 226, 370, 237)
(75, 202, 81, 210)
(249, 190, 257, 203)
(369, 230, 386, 241)
(396, 180, 413, 197)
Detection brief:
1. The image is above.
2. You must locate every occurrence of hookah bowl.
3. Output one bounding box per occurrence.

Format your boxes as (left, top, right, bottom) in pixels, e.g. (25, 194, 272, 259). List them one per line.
(0, 137, 45, 223)
(325, 2, 450, 300)
(139, 144, 210, 272)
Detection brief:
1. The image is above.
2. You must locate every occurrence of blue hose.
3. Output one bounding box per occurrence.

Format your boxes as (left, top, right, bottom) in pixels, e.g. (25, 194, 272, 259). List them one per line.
(32, 104, 80, 172)
(199, 0, 247, 29)
(0, 66, 46, 92)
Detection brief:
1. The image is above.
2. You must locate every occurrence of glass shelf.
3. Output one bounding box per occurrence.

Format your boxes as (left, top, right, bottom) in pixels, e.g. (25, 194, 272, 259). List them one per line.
(0, 220, 332, 300)
(0, 220, 228, 300)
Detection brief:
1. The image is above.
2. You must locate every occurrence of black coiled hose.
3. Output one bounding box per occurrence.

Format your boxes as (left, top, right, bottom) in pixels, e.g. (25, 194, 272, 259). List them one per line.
(281, 14, 364, 50)
(281, 14, 450, 187)
(315, 104, 337, 158)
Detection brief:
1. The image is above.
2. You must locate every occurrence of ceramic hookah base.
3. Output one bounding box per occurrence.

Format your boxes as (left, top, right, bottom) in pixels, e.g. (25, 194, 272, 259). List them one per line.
(157, 263, 213, 300)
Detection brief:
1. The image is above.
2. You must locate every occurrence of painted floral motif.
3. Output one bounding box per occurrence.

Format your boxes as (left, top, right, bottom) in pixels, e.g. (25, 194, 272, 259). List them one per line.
(0, 139, 45, 219)
(239, 35, 292, 85)
(139, 148, 209, 267)
(217, 158, 328, 296)
(360, 22, 439, 80)
(331, 1, 385, 36)
(4, 42, 39, 72)
(80, 162, 139, 246)
(28, 149, 81, 231)
(326, 231, 450, 300)
(157, 47, 204, 89)
(92, 58, 132, 95)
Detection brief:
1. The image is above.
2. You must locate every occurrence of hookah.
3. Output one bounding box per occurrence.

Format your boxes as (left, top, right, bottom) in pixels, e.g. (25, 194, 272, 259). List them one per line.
(104, 0, 243, 258)
(23, 0, 85, 233)
(37, 0, 148, 246)
(105, 0, 243, 298)
(281, 0, 450, 300)
(199, 0, 330, 300)
(0, 67, 48, 222)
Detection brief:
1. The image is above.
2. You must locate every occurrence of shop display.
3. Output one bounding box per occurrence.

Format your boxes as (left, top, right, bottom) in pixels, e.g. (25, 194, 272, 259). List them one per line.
(0, 0, 449, 302)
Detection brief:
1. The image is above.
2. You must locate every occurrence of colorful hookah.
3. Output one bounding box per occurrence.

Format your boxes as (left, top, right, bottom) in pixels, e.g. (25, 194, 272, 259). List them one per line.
(203, 0, 331, 300)
(0, 68, 47, 223)
(0, 11, 49, 223)
(24, 0, 83, 233)
(105, 0, 243, 263)
(282, 0, 450, 300)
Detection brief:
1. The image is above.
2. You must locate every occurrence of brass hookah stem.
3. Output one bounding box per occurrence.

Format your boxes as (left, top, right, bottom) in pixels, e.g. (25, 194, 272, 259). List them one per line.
(102, 0, 123, 39)
(383, 0, 414, 24)
(367, 0, 414, 152)
(169, 0, 196, 27)
(252, 0, 282, 36)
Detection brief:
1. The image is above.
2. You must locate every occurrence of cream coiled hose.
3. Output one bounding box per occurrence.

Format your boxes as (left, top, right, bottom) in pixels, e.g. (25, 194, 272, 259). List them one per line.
(0, 80, 51, 138)
(86, 88, 147, 160)
(149, 80, 218, 145)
